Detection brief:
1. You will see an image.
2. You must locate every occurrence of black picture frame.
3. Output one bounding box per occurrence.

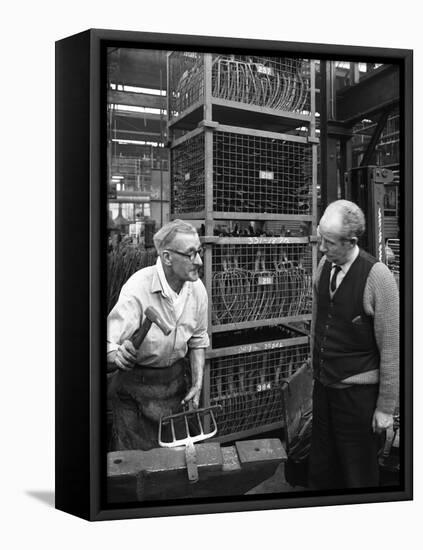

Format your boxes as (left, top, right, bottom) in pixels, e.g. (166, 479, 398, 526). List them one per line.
(55, 28, 413, 521)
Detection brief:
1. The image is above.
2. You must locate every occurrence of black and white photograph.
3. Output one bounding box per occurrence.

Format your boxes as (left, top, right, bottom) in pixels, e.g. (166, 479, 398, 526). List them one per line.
(103, 43, 409, 506)
(5, 1, 420, 547)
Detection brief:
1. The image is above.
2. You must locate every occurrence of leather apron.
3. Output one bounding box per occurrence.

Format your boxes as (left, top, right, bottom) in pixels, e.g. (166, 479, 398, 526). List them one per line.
(109, 358, 190, 451)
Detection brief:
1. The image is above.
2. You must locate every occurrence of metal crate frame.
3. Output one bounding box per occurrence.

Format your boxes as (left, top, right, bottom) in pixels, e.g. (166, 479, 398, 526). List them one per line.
(208, 237, 313, 331)
(204, 335, 310, 442)
(167, 52, 313, 132)
(170, 126, 314, 219)
(168, 54, 318, 441)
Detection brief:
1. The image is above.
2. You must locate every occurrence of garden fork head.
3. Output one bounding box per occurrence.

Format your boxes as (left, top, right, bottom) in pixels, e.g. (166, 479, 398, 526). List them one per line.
(158, 405, 222, 483)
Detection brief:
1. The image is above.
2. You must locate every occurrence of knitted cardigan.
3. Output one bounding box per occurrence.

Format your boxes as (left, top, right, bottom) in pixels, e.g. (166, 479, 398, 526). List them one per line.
(311, 253, 399, 414)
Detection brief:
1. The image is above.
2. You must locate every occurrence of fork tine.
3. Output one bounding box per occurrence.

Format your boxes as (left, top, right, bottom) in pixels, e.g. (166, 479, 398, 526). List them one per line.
(196, 412, 204, 435)
(184, 413, 191, 438)
(170, 417, 176, 442)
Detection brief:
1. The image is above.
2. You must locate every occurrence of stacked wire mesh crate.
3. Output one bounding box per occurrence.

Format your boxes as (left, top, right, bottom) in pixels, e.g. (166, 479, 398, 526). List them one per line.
(167, 52, 318, 442)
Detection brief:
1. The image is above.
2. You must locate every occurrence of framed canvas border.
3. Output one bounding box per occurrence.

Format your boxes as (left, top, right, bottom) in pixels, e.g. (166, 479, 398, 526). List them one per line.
(55, 29, 413, 521)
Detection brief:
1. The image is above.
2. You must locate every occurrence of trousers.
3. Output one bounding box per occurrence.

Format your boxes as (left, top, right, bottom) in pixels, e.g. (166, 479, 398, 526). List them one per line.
(308, 379, 382, 490)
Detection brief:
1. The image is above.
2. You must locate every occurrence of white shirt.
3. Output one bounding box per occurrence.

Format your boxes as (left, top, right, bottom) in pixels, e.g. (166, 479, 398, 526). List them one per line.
(107, 262, 209, 367)
(156, 257, 189, 321)
(330, 245, 359, 297)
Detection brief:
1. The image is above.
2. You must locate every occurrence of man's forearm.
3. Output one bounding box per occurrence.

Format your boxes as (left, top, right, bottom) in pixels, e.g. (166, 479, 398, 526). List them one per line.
(189, 348, 205, 390)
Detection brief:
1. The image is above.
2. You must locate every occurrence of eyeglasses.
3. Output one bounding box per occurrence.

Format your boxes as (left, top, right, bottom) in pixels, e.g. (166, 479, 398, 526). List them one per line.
(167, 247, 204, 262)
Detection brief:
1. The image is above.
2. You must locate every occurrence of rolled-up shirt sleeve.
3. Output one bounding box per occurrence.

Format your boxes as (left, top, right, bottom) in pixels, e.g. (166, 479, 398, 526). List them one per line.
(107, 287, 143, 354)
(188, 285, 210, 349)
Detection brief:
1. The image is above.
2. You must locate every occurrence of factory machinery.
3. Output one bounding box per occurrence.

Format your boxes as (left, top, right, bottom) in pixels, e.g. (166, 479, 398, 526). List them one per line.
(167, 52, 318, 442)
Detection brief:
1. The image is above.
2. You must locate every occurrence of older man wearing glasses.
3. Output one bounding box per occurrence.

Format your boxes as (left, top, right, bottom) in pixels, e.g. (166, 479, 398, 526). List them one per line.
(107, 219, 209, 451)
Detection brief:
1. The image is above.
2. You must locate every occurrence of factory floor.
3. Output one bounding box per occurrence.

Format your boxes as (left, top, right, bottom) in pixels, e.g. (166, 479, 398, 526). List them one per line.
(246, 461, 307, 495)
(235, 428, 308, 495)
(246, 456, 401, 495)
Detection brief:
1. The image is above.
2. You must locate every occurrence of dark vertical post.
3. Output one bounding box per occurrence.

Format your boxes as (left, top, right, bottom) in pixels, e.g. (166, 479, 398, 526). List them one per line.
(203, 53, 214, 413)
(340, 137, 353, 198)
(320, 60, 339, 209)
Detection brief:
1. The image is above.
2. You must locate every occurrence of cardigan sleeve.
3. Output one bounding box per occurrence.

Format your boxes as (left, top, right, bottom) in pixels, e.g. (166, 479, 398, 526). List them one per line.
(363, 262, 400, 414)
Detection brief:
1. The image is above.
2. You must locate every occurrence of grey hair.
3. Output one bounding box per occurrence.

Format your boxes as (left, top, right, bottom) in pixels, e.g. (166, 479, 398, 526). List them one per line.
(153, 219, 198, 253)
(323, 199, 366, 240)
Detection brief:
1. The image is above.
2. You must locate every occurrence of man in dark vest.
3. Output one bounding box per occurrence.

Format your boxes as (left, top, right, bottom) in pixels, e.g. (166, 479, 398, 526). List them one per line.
(308, 200, 399, 489)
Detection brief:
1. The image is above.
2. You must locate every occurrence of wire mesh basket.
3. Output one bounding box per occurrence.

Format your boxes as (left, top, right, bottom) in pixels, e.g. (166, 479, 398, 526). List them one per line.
(213, 131, 312, 214)
(168, 52, 311, 121)
(171, 129, 313, 215)
(210, 340, 310, 437)
(210, 242, 312, 326)
(171, 132, 205, 213)
(211, 55, 311, 113)
(168, 51, 205, 119)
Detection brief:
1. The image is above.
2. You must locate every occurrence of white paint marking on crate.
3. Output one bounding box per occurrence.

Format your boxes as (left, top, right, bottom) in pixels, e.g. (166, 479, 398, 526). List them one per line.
(258, 276, 274, 285)
(259, 170, 274, 180)
(256, 64, 275, 77)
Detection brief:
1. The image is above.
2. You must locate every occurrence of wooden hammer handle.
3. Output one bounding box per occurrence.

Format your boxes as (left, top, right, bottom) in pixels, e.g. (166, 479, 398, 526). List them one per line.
(131, 317, 153, 349)
(131, 306, 172, 350)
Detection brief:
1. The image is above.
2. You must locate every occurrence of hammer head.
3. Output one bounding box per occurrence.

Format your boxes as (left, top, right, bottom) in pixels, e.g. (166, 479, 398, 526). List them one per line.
(144, 305, 172, 336)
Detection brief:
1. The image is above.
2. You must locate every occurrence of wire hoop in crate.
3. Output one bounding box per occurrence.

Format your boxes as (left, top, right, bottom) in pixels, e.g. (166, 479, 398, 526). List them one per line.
(168, 52, 311, 121)
(210, 239, 312, 327)
(211, 55, 311, 113)
(168, 51, 204, 119)
(209, 338, 310, 438)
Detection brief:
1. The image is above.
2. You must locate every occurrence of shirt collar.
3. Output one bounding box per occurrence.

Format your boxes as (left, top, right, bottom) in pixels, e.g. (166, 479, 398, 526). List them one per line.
(332, 245, 359, 273)
(153, 257, 189, 300)
(151, 263, 163, 294)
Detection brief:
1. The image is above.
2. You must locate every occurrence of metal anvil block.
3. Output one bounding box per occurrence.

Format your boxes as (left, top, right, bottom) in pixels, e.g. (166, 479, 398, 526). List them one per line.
(107, 438, 287, 503)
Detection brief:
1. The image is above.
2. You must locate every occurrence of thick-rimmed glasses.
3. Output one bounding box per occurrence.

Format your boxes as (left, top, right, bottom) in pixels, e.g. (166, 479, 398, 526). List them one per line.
(167, 247, 204, 262)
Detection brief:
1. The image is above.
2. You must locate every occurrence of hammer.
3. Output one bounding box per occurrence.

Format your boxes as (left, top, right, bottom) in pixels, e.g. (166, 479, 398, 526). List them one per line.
(132, 305, 172, 349)
(107, 306, 172, 377)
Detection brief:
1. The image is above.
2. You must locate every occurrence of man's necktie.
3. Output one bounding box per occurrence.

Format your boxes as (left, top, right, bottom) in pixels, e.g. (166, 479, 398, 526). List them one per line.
(330, 265, 342, 293)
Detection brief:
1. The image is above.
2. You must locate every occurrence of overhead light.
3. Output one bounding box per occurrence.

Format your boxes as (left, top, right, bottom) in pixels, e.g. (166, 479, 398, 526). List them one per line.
(111, 175, 124, 180)
(112, 139, 163, 147)
(114, 104, 163, 115)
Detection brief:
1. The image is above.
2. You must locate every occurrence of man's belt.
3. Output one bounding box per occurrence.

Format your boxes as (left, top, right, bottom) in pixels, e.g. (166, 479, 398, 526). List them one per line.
(130, 358, 188, 385)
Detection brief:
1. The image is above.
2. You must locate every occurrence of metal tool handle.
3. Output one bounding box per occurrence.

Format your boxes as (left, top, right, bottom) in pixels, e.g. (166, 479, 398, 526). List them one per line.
(185, 440, 199, 483)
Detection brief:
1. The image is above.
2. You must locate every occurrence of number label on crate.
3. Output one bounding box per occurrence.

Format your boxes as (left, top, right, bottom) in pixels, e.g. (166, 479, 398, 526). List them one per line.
(237, 344, 254, 354)
(184, 172, 191, 181)
(259, 170, 274, 180)
(264, 340, 286, 350)
(257, 382, 272, 392)
(258, 276, 274, 285)
(256, 64, 275, 77)
(246, 237, 293, 245)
